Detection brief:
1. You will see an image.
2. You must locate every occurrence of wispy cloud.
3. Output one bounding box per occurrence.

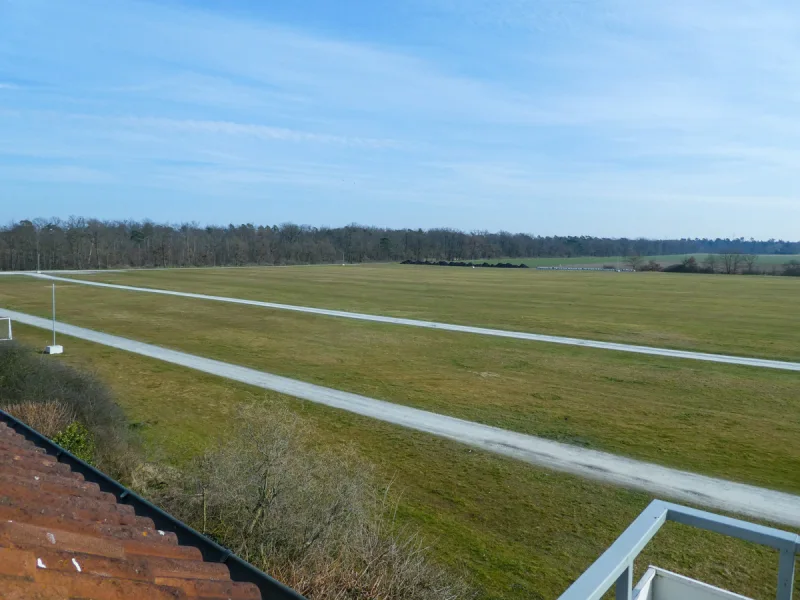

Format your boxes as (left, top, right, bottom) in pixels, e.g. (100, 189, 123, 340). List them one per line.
(0, 0, 798, 237)
(0, 164, 113, 184)
(112, 116, 402, 149)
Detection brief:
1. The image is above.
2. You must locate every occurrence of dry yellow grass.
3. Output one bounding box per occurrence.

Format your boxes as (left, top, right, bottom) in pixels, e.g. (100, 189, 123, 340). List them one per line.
(2, 400, 75, 437)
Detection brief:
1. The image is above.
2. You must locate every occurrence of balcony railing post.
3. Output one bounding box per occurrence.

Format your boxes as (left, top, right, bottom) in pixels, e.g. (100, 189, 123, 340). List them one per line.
(615, 564, 632, 600)
(777, 547, 795, 600)
(559, 500, 799, 600)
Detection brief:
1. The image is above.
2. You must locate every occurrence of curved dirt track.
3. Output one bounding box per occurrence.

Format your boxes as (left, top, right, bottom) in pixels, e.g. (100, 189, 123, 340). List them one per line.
(4, 307, 800, 527)
(28, 273, 800, 372)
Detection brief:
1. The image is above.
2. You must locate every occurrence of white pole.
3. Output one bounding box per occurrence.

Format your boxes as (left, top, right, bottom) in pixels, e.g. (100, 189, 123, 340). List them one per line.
(52, 283, 56, 346)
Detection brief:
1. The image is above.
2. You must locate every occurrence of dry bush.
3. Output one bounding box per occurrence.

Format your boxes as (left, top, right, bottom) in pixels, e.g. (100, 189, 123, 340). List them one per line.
(3, 401, 75, 438)
(0, 342, 138, 479)
(152, 406, 473, 600)
(130, 462, 183, 497)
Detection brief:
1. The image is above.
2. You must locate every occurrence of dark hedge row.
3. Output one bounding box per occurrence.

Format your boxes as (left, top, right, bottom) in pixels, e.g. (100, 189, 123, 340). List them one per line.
(401, 260, 528, 268)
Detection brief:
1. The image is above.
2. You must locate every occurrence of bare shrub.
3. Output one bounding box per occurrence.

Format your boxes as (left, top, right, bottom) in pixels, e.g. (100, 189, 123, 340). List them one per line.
(721, 251, 743, 274)
(783, 260, 800, 277)
(130, 462, 183, 497)
(0, 342, 137, 479)
(639, 260, 663, 272)
(703, 254, 718, 273)
(152, 406, 473, 600)
(3, 401, 75, 438)
(743, 254, 759, 274)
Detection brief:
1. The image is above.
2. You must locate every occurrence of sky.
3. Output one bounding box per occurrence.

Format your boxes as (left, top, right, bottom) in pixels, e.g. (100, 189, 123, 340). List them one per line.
(1, 0, 799, 239)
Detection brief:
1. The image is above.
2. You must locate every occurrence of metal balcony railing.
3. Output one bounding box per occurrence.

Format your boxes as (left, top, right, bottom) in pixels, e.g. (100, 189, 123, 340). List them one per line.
(558, 500, 799, 600)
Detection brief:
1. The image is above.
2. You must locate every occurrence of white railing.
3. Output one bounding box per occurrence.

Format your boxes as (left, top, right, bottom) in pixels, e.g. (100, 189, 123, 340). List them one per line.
(0, 317, 11, 341)
(558, 500, 798, 600)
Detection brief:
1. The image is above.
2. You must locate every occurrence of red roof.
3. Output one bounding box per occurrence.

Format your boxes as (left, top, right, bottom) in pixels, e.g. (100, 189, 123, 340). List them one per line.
(0, 421, 262, 599)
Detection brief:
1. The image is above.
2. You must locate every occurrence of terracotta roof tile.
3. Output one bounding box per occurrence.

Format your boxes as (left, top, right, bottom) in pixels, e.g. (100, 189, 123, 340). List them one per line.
(0, 422, 264, 599)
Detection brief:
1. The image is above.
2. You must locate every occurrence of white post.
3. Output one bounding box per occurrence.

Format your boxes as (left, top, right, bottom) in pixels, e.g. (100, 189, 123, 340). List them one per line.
(52, 283, 56, 347)
(44, 283, 63, 354)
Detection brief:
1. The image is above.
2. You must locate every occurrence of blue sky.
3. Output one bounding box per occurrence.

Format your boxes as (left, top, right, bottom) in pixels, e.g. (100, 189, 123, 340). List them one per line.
(1, 0, 799, 238)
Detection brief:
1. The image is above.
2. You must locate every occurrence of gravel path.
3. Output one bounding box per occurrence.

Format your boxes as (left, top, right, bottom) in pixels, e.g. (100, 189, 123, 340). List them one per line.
(28, 274, 800, 372)
(4, 306, 800, 527)
(0, 270, 123, 275)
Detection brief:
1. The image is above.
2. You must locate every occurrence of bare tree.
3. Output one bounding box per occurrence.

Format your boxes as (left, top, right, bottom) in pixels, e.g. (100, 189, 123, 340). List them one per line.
(703, 254, 718, 273)
(732, 253, 743, 274)
(86, 220, 105, 270)
(743, 254, 759, 274)
(625, 253, 644, 271)
(721, 252, 743, 275)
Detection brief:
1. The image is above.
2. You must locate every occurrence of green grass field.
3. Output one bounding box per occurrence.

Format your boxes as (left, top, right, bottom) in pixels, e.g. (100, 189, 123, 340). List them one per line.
(1, 272, 799, 495)
(8, 323, 798, 600)
(2, 265, 798, 598)
(71, 264, 800, 361)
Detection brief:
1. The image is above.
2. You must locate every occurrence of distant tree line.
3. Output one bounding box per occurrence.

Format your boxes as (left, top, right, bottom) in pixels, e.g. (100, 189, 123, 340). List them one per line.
(620, 253, 800, 276)
(660, 255, 800, 276)
(1, 217, 799, 271)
